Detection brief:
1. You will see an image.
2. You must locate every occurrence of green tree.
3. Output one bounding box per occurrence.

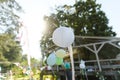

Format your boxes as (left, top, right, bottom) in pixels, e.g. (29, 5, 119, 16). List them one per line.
(0, 32, 22, 71)
(40, 0, 117, 60)
(0, 0, 23, 60)
(55, 0, 116, 36)
(0, 0, 23, 72)
(0, 33, 22, 62)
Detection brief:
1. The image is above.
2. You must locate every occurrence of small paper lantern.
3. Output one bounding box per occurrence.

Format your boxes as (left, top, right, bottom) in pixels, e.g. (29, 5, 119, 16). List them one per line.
(80, 63, 85, 69)
(55, 49, 66, 58)
(47, 66, 52, 70)
(52, 27, 75, 47)
(47, 53, 56, 66)
(56, 57, 63, 65)
(79, 60, 85, 69)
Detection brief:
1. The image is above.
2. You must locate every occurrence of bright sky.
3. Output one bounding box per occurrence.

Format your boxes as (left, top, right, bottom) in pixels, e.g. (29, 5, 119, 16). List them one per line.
(17, 0, 120, 60)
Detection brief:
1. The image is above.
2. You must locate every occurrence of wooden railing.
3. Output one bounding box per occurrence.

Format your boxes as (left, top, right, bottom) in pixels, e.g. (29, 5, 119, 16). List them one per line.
(42, 59, 120, 76)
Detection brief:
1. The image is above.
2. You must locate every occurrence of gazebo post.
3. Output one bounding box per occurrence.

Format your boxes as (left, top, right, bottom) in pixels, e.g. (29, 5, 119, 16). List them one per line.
(93, 44, 102, 71)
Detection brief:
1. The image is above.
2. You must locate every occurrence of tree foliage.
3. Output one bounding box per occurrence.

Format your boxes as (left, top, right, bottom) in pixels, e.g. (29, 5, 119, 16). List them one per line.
(56, 0, 116, 36)
(0, 32, 22, 62)
(0, 0, 23, 70)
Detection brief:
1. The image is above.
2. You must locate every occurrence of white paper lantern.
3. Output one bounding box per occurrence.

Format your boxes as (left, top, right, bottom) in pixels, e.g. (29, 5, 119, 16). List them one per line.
(52, 27, 75, 47)
(79, 60, 85, 69)
(80, 63, 85, 69)
(47, 66, 52, 70)
(47, 53, 56, 66)
(55, 49, 66, 58)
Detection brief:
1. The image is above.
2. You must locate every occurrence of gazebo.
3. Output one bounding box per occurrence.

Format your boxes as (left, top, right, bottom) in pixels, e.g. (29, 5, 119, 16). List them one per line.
(40, 36, 120, 80)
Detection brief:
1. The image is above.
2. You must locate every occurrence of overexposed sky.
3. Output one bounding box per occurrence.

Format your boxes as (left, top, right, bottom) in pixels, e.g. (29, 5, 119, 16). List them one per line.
(17, 0, 120, 59)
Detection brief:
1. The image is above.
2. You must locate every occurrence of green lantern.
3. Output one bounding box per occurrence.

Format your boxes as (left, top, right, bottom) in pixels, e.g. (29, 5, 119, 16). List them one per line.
(56, 57, 63, 65)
